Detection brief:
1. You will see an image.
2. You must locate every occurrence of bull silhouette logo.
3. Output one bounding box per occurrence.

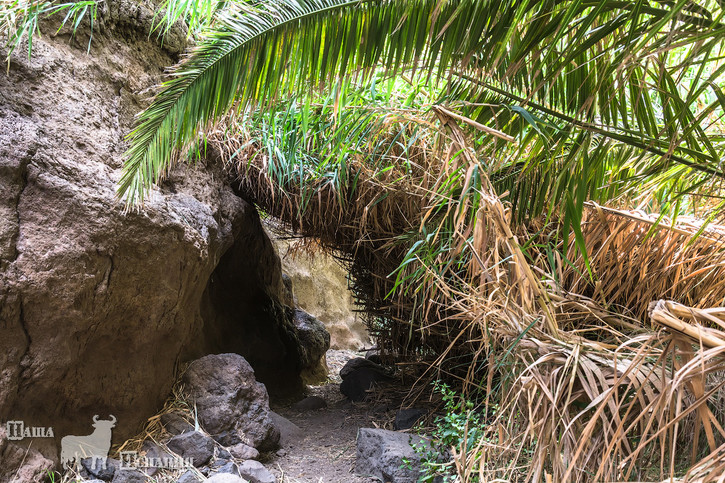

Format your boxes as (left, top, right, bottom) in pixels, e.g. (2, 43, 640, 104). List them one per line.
(60, 415, 117, 470)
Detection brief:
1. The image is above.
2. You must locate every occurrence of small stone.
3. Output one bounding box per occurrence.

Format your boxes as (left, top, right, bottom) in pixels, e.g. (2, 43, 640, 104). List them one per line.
(394, 408, 426, 430)
(161, 412, 195, 436)
(81, 457, 120, 480)
(176, 470, 203, 483)
(214, 461, 242, 476)
(211, 458, 232, 471)
(206, 474, 249, 483)
(291, 395, 327, 411)
(141, 440, 175, 476)
(229, 443, 260, 460)
(166, 431, 215, 467)
(238, 460, 275, 483)
(111, 469, 149, 483)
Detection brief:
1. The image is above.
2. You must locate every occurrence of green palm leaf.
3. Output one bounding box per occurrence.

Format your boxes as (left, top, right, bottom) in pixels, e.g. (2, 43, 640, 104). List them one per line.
(120, 0, 725, 207)
(119, 0, 462, 204)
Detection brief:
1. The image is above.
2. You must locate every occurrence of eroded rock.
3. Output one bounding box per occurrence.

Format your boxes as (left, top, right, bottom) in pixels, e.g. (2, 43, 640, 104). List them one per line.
(292, 310, 331, 384)
(0, 426, 54, 482)
(0, 0, 306, 467)
(166, 431, 215, 467)
(355, 428, 437, 483)
(181, 354, 280, 451)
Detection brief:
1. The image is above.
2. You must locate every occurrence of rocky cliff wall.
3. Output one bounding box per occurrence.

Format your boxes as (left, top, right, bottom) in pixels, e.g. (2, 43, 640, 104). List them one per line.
(272, 234, 372, 351)
(0, 2, 304, 471)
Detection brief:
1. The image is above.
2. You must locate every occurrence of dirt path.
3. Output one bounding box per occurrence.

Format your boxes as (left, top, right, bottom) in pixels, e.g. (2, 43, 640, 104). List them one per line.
(268, 351, 390, 483)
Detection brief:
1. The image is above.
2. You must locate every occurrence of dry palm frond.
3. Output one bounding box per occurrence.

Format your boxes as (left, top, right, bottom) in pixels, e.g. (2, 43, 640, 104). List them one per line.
(204, 83, 725, 482)
(561, 203, 725, 320)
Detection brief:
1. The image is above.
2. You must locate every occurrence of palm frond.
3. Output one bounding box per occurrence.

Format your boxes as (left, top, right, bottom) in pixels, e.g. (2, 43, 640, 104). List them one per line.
(121, 0, 725, 205)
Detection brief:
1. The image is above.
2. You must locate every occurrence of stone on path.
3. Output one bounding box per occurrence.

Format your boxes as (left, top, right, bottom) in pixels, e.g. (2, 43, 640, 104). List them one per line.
(356, 428, 441, 483)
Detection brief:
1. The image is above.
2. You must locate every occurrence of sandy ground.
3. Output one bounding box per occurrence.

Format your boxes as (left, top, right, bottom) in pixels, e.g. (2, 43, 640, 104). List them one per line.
(268, 350, 396, 482)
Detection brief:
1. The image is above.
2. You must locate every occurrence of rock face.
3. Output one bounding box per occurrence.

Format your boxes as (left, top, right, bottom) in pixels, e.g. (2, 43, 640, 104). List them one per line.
(0, 0, 304, 468)
(272, 233, 372, 350)
(181, 354, 280, 451)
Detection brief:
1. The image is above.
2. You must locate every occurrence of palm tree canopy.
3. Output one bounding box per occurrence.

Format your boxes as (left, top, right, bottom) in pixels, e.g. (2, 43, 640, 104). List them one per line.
(120, 0, 725, 212)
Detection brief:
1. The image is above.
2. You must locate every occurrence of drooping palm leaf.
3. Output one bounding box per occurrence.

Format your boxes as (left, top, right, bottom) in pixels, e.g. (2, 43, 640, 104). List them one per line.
(120, 0, 725, 206)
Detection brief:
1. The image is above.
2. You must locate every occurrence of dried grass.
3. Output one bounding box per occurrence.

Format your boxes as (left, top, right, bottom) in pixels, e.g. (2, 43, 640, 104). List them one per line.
(207, 112, 725, 481)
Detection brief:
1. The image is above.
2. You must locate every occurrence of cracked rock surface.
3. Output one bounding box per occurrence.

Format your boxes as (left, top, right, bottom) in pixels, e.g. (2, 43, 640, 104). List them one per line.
(0, 2, 302, 473)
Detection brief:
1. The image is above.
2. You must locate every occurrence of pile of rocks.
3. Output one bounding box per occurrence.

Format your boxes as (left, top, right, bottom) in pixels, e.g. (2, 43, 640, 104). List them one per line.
(76, 354, 283, 483)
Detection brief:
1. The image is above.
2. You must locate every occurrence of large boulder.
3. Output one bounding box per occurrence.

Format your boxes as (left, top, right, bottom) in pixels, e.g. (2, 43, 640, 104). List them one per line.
(0, 0, 303, 467)
(181, 354, 280, 451)
(292, 309, 331, 384)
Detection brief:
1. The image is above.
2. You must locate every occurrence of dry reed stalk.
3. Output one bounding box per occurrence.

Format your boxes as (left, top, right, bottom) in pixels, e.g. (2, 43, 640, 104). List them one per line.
(206, 111, 725, 482)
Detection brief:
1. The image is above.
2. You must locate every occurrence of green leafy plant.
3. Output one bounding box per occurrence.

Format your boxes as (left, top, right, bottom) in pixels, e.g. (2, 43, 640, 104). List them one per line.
(410, 382, 488, 483)
(1, 0, 99, 62)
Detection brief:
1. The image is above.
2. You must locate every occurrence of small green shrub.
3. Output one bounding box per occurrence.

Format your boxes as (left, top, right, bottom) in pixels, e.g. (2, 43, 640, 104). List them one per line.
(409, 381, 489, 483)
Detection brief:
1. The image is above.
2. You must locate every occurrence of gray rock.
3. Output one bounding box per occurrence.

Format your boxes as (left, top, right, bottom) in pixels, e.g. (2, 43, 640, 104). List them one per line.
(340, 358, 391, 379)
(110, 469, 149, 483)
(292, 309, 331, 384)
(340, 366, 393, 402)
(0, 428, 54, 483)
(228, 443, 260, 460)
(355, 428, 439, 483)
(268, 411, 303, 448)
(182, 354, 280, 451)
(81, 457, 120, 480)
(291, 395, 328, 411)
(161, 412, 195, 436)
(206, 474, 249, 483)
(394, 408, 426, 430)
(238, 460, 276, 483)
(166, 431, 215, 467)
(140, 440, 176, 476)
(214, 460, 242, 476)
(214, 429, 242, 446)
(177, 469, 203, 483)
